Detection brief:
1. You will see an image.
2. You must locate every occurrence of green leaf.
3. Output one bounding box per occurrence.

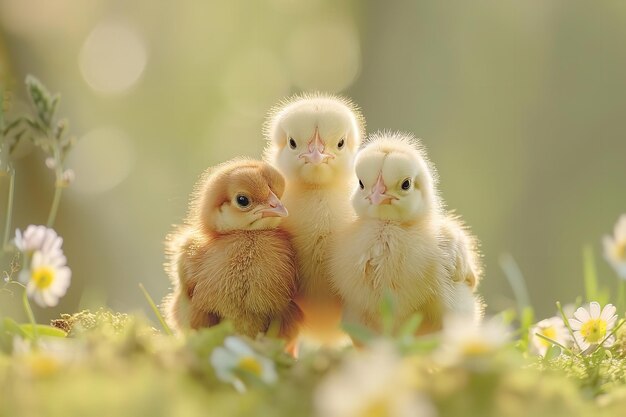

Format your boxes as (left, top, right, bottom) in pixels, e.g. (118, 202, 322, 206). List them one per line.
(544, 345, 562, 361)
(19, 324, 67, 338)
(397, 313, 422, 340)
(25, 75, 59, 127)
(379, 290, 396, 336)
(3, 317, 29, 338)
(341, 322, 375, 345)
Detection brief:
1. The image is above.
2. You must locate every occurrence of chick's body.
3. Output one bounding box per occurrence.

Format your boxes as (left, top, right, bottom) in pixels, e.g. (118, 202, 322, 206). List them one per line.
(329, 133, 483, 334)
(164, 159, 301, 341)
(264, 94, 364, 343)
(332, 217, 449, 329)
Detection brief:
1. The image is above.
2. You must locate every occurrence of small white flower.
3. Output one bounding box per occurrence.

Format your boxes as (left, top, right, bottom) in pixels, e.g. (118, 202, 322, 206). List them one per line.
(19, 250, 71, 308)
(529, 316, 570, 357)
(45, 157, 57, 169)
(14, 225, 64, 258)
(315, 342, 435, 417)
(210, 336, 277, 392)
(61, 169, 75, 185)
(603, 214, 626, 279)
(436, 315, 510, 368)
(14, 226, 70, 308)
(569, 302, 618, 351)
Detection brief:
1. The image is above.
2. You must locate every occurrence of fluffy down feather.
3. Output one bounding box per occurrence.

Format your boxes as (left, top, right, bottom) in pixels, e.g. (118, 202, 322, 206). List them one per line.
(329, 132, 484, 335)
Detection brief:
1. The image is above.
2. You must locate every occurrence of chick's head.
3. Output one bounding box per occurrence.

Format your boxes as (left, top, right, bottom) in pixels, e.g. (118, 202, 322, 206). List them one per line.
(193, 159, 288, 233)
(352, 132, 440, 222)
(264, 93, 365, 186)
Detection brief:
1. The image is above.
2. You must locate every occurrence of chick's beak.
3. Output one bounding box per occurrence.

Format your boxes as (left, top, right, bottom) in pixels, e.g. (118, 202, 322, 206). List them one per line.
(299, 129, 334, 165)
(368, 175, 396, 205)
(258, 191, 289, 218)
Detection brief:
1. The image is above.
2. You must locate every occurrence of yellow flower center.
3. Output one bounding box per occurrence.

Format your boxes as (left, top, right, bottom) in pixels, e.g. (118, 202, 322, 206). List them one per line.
(614, 240, 626, 261)
(461, 341, 492, 356)
(31, 266, 55, 290)
(361, 399, 390, 417)
(538, 326, 557, 347)
(237, 356, 262, 377)
(580, 319, 607, 344)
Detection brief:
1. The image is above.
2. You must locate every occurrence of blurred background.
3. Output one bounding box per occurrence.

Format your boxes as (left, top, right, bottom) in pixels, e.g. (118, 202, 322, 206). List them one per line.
(1, 0, 625, 322)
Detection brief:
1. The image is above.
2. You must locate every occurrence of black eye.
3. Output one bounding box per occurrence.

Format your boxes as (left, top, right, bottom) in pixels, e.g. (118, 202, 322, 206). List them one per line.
(338, 137, 345, 149)
(401, 179, 412, 191)
(359, 179, 364, 189)
(236, 195, 250, 207)
(289, 138, 297, 149)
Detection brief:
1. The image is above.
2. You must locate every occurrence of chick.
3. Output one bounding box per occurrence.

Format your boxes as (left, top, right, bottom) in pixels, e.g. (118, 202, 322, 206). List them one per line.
(329, 132, 483, 335)
(264, 93, 365, 344)
(163, 159, 302, 346)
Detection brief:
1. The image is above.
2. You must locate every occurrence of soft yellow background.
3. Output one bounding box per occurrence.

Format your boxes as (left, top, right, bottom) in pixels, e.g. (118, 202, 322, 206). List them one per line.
(1, 0, 625, 322)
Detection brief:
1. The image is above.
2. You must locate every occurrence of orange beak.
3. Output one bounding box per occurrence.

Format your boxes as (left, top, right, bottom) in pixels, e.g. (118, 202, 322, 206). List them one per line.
(258, 191, 289, 218)
(368, 174, 397, 205)
(299, 129, 334, 165)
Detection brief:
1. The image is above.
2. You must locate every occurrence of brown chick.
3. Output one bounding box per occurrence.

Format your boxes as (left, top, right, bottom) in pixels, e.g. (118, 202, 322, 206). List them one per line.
(163, 158, 302, 347)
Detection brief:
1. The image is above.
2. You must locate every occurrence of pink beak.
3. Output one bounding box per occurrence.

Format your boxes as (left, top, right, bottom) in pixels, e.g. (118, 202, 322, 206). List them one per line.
(258, 191, 289, 218)
(299, 129, 334, 165)
(368, 175, 396, 205)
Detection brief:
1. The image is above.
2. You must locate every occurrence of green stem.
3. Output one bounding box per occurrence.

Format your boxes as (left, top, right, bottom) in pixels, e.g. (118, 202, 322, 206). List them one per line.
(534, 332, 574, 356)
(2, 167, 15, 253)
(22, 288, 39, 346)
(556, 301, 592, 367)
(46, 177, 63, 228)
(139, 283, 173, 336)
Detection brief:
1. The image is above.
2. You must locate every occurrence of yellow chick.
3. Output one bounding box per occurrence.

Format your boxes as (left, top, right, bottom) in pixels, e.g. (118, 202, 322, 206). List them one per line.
(264, 93, 365, 344)
(163, 159, 302, 347)
(329, 132, 483, 335)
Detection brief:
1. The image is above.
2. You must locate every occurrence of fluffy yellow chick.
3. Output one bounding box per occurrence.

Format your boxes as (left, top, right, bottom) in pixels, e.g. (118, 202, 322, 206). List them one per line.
(264, 93, 365, 344)
(329, 132, 483, 335)
(163, 159, 302, 347)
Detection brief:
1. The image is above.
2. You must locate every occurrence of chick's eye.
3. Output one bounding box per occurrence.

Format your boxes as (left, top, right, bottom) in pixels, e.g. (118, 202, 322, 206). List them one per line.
(236, 195, 250, 207)
(337, 137, 345, 149)
(359, 179, 364, 189)
(289, 138, 297, 149)
(401, 179, 412, 191)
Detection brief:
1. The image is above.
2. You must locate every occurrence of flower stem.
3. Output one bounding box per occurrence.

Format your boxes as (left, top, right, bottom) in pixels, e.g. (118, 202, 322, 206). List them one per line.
(22, 288, 39, 346)
(46, 179, 63, 228)
(2, 166, 15, 253)
(139, 283, 173, 336)
(534, 332, 574, 356)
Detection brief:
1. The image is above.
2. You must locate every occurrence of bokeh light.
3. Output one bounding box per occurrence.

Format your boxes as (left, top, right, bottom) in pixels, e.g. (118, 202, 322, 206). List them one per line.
(79, 20, 147, 95)
(65, 127, 135, 195)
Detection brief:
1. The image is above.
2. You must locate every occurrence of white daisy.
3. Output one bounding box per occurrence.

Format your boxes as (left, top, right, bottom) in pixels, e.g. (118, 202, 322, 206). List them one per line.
(529, 316, 570, 356)
(19, 249, 71, 308)
(315, 342, 435, 417)
(210, 336, 277, 392)
(603, 214, 626, 279)
(569, 302, 618, 351)
(436, 315, 511, 368)
(14, 225, 64, 258)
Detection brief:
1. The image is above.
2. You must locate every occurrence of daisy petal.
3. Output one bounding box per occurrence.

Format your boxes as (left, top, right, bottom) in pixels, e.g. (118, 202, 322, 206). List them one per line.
(569, 319, 582, 330)
(224, 337, 254, 356)
(573, 307, 590, 323)
(600, 304, 617, 321)
(603, 335, 616, 348)
(589, 302, 601, 319)
(42, 291, 58, 307)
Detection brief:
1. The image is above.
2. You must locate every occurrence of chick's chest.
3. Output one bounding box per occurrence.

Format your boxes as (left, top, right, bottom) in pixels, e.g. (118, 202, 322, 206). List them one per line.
(349, 221, 439, 315)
